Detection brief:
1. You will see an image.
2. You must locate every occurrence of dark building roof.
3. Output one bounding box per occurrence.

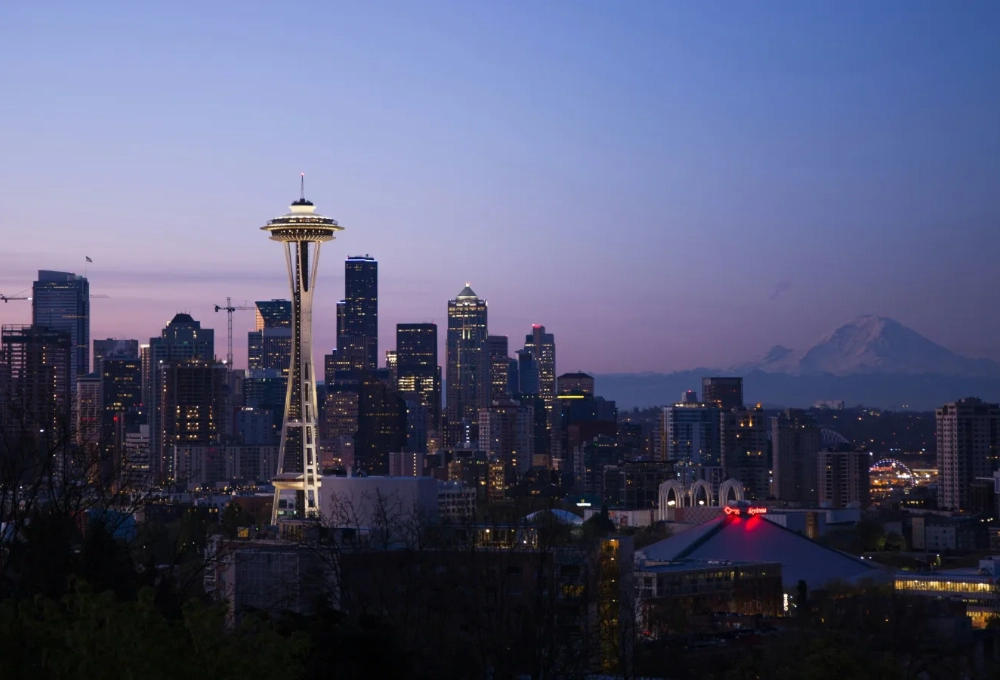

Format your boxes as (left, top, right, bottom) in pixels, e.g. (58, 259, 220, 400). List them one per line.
(642, 513, 882, 590)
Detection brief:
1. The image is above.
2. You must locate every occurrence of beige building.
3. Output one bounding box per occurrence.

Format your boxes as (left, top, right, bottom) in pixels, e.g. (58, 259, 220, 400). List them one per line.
(817, 449, 870, 509)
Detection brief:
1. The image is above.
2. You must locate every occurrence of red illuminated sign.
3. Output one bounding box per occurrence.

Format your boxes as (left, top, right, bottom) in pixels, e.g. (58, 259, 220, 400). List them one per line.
(724, 505, 768, 517)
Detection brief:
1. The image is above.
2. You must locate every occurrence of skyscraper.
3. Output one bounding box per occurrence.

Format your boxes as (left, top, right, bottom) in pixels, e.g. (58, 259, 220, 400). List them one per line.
(32, 270, 89, 395)
(661, 398, 721, 467)
(486, 335, 510, 404)
(354, 372, 407, 475)
(75, 374, 102, 446)
(159, 360, 228, 481)
(937, 398, 1000, 511)
(771, 409, 821, 504)
(385, 350, 398, 386)
(0, 325, 73, 471)
(147, 313, 215, 481)
(93, 338, 139, 374)
(701, 377, 743, 411)
(524, 325, 555, 406)
(524, 325, 555, 456)
(339, 255, 378, 371)
(248, 299, 292, 377)
(446, 285, 488, 445)
(557, 372, 595, 396)
(818, 450, 870, 509)
(478, 401, 534, 487)
(516, 349, 539, 396)
(261, 182, 343, 523)
(720, 406, 769, 499)
(396, 323, 440, 432)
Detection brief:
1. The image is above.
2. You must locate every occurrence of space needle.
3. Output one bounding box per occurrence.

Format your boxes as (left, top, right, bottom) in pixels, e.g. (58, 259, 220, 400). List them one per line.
(261, 175, 344, 524)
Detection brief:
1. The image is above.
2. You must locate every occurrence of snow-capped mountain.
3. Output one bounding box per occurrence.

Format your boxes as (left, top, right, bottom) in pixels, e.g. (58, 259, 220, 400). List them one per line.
(738, 315, 1000, 377)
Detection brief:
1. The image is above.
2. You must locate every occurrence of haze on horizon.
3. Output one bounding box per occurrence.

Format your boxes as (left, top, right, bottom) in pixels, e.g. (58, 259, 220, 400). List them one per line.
(1, 1, 997, 374)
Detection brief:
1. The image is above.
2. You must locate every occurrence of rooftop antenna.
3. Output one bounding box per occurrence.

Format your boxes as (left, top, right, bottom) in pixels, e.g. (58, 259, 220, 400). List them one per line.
(300, 172, 305, 201)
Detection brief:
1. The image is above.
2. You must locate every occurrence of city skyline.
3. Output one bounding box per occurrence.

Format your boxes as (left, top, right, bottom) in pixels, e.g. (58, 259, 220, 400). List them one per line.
(2, 2, 998, 372)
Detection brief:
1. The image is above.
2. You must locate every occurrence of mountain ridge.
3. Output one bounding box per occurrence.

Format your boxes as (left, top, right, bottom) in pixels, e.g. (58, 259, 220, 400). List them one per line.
(731, 315, 1000, 378)
(594, 316, 1000, 409)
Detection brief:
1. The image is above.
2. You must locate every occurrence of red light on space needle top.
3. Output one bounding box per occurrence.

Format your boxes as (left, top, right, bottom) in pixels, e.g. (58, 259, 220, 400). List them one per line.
(724, 505, 768, 517)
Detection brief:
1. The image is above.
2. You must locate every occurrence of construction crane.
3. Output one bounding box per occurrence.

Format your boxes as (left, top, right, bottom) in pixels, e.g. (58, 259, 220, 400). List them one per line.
(1, 293, 107, 302)
(214, 297, 254, 368)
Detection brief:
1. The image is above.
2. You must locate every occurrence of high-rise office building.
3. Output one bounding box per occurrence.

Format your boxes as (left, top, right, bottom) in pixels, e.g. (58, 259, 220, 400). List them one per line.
(516, 349, 539, 395)
(486, 335, 510, 404)
(507, 358, 519, 396)
(147, 314, 215, 482)
(661, 398, 722, 467)
(818, 450, 870, 509)
(101, 358, 143, 425)
(385, 350, 398, 386)
(338, 255, 378, 371)
(557, 372, 594, 396)
(720, 406, 769, 499)
(478, 401, 534, 486)
(446, 285, 488, 445)
(771, 409, 821, 505)
(354, 372, 407, 475)
(702, 377, 743, 411)
(396, 323, 440, 434)
(0, 325, 73, 456)
(159, 361, 228, 481)
(261, 184, 343, 522)
(248, 299, 292, 377)
(75, 374, 102, 447)
(32, 270, 89, 395)
(524, 325, 555, 406)
(139, 344, 151, 409)
(937, 398, 1000, 511)
(93, 338, 139, 374)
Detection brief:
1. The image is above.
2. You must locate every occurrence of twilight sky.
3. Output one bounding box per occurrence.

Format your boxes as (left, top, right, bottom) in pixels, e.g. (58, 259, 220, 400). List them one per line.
(1, 1, 998, 373)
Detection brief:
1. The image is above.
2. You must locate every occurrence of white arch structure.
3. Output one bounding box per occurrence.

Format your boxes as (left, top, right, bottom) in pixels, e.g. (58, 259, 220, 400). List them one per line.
(690, 480, 713, 507)
(657, 478, 746, 521)
(718, 479, 745, 505)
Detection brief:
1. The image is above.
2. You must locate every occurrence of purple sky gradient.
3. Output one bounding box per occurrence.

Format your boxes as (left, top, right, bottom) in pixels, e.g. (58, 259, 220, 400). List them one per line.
(1, 1, 998, 373)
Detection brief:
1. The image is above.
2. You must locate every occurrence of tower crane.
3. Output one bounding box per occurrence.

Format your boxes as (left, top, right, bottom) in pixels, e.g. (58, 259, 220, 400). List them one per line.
(214, 297, 254, 368)
(0, 295, 29, 303)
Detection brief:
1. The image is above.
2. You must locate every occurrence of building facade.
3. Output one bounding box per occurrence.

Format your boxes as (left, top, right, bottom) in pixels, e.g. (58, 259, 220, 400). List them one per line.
(486, 335, 510, 404)
(93, 338, 139, 374)
(158, 360, 228, 481)
(339, 256, 378, 371)
(478, 401, 534, 486)
(557, 372, 595, 396)
(32, 270, 89, 395)
(771, 409, 821, 505)
(701, 377, 743, 411)
(720, 406, 770, 500)
(396, 323, 440, 434)
(247, 299, 292, 377)
(817, 449, 870, 509)
(446, 285, 488, 444)
(937, 398, 1000, 512)
(661, 399, 722, 467)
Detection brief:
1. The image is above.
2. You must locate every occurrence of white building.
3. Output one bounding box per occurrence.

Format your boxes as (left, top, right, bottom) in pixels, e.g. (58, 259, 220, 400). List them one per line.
(320, 475, 439, 536)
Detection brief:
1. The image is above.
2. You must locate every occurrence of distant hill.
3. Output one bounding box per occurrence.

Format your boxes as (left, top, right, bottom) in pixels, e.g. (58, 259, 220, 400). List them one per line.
(596, 316, 1000, 410)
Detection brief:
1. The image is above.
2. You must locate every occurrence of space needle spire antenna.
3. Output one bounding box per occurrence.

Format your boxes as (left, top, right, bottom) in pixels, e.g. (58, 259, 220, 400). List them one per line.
(261, 177, 344, 524)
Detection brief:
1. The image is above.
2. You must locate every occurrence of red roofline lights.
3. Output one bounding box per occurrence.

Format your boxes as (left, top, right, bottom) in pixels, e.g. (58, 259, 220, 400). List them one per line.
(724, 505, 768, 517)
